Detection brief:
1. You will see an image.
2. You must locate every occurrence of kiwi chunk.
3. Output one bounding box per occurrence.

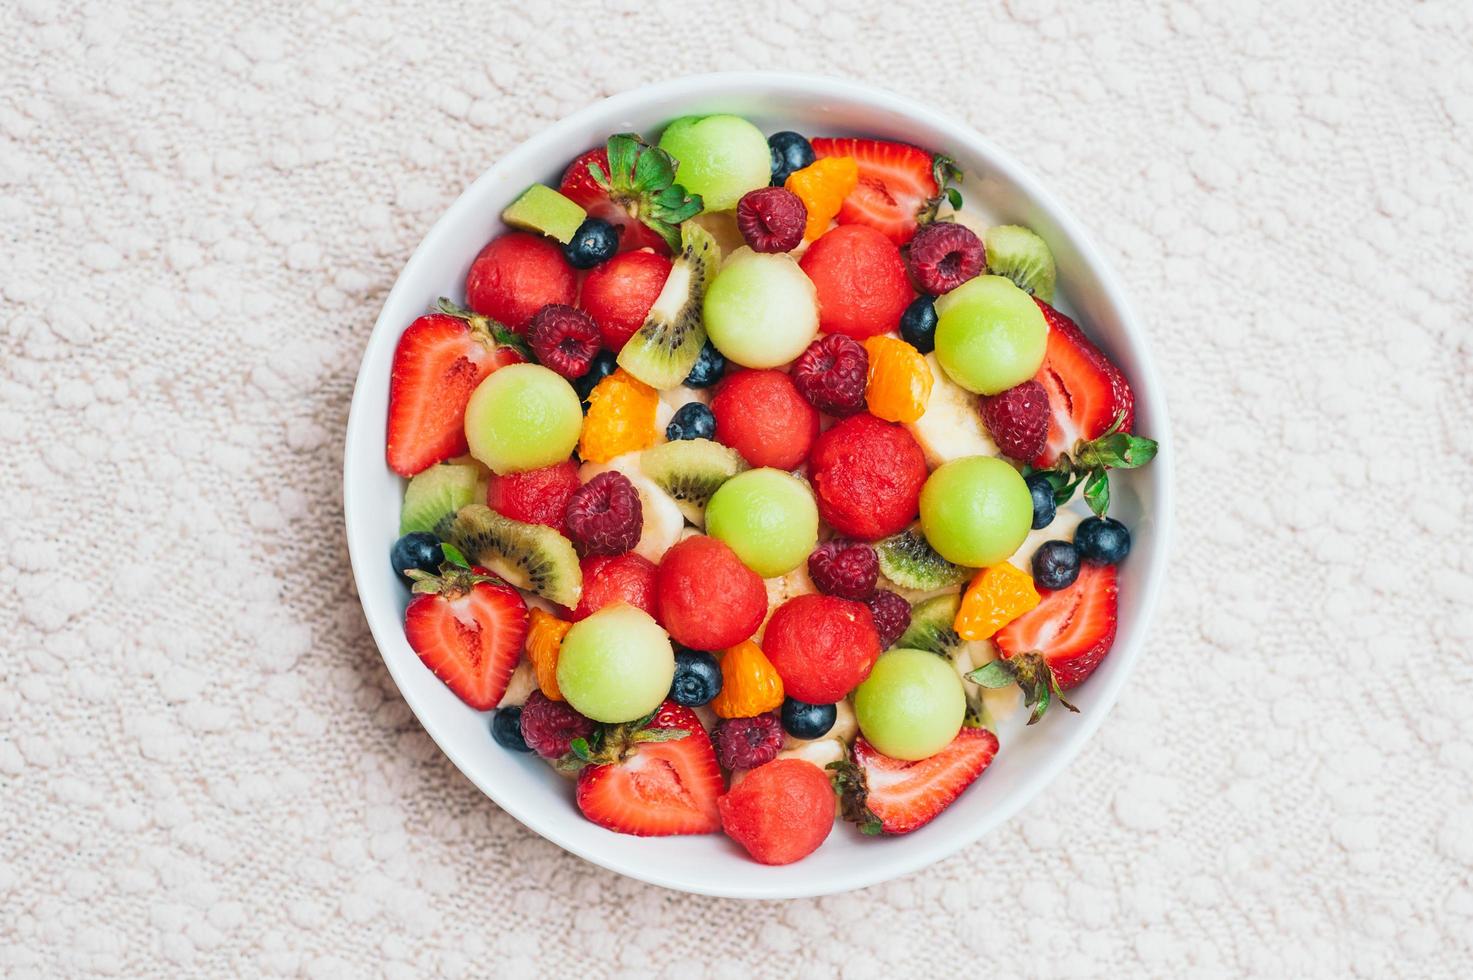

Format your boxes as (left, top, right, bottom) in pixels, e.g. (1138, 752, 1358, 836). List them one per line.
(501, 184, 587, 244)
(983, 225, 1056, 303)
(400, 462, 481, 535)
(640, 437, 747, 524)
(437, 504, 582, 608)
(896, 593, 962, 654)
(875, 528, 973, 591)
(617, 222, 720, 389)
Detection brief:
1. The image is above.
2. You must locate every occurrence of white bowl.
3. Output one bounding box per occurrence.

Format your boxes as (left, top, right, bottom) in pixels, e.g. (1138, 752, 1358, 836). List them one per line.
(343, 71, 1172, 899)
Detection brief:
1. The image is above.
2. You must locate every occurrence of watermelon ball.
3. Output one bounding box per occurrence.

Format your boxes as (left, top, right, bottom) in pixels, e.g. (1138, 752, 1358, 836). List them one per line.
(808, 413, 928, 541)
(710, 369, 819, 470)
(465, 232, 577, 331)
(578, 249, 672, 352)
(655, 535, 767, 651)
(762, 593, 882, 704)
(798, 224, 914, 339)
(718, 759, 835, 865)
(569, 552, 658, 622)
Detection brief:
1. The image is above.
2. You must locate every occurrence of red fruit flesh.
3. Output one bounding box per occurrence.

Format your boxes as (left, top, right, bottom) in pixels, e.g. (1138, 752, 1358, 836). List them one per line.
(799, 225, 914, 339)
(980, 379, 1051, 462)
(849, 727, 999, 834)
(402, 576, 529, 710)
(464, 232, 577, 331)
(810, 137, 939, 245)
(808, 414, 927, 541)
(993, 563, 1118, 689)
(386, 313, 521, 477)
(719, 759, 835, 865)
(575, 702, 723, 836)
(559, 148, 672, 256)
(569, 552, 658, 622)
(1032, 300, 1136, 467)
(579, 250, 672, 352)
(485, 459, 580, 531)
(763, 594, 881, 704)
(711, 370, 819, 470)
(655, 536, 767, 651)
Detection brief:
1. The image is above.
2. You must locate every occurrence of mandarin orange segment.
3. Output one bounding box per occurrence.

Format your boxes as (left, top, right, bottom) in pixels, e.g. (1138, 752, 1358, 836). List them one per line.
(577, 368, 659, 463)
(862, 335, 933, 423)
(525, 607, 573, 701)
(785, 156, 859, 241)
(954, 562, 1041, 641)
(711, 639, 785, 719)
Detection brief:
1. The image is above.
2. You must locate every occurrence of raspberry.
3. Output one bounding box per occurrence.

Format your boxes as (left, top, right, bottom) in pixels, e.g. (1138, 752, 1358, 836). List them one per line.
(866, 589, 911, 649)
(527, 304, 601, 378)
(563, 471, 642, 556)
(735, 187, 806, 253)
(710, 369, 818, 469)
(485, 459, 580, 530)
(570, 552, 658, 622)
(713, 713, 784, 770)
(979, 379, 1051, 461)
(790, 335, 868, 417)
(519, 690, 595, 759)
(904, 222, 985, 295)
(809, 414, 928, 541)
(807, 540, 879, 600)
(763, 594, 881, 703)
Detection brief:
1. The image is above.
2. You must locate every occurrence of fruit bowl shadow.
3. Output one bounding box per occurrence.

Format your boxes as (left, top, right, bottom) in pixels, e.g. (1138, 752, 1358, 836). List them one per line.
(343, 71, 1172, 900)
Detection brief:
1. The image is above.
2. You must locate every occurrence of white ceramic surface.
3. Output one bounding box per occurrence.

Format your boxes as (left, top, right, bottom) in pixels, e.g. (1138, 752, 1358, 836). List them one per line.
(343, 71, 1172, 900)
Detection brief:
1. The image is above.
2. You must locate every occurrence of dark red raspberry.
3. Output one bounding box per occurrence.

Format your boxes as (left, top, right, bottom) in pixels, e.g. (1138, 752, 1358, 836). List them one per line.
(790, 335, 868, 416)
(563, 471, 642, 556)
(979, 379, 1051, 461)
(866, 590, 911, 650)
(905, 222, 985, 295)
(527, 304, 602, 378)
(713, 713, 785, 770)
(807, 540, 879, 600)
(519, 691, 595, 759)
(735, 187, 806, 253)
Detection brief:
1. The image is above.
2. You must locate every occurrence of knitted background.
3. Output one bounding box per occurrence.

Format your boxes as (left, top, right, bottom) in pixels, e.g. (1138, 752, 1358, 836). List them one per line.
(3, 0, 1471, 976)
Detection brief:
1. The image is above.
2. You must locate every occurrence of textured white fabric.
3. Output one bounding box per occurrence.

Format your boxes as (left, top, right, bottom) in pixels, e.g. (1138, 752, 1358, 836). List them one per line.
(3, 0, 1472, 976)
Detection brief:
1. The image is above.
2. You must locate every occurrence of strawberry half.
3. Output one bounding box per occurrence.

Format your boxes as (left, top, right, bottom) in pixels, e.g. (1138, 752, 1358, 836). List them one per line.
(831, 727, 999, 835)
(571, 701, 723, 836)
(994, 562, 1118, 694)
(1031, 300, 1135, 468)
(810, 137, 953, 245)
(559, 135, 701, 256)
(402, 564, 529, 710)
(386, 301, 526, 477)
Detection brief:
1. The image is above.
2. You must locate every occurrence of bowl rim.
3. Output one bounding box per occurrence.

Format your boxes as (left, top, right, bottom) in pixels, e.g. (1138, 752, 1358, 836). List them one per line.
(343, 70, 1174, 899)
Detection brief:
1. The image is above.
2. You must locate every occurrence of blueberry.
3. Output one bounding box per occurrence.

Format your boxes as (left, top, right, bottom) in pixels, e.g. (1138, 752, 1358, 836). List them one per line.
(780, 698, 837, 740)
(682, 341, 726, 388)
(768, 131, 816, 186)
(491, 707, 533, 752)
(898, 296, 938, 354)
(574, 349, 619, 404)
(669, 650, 723, 707)
(562, 218, 619, 270)
(1031, 540, 1081, 590)
(391, 531, 442, 584)
(1025, 473, 1057, 530)
(1075, 516, 1131, 565)
(666, 402, 716, 442)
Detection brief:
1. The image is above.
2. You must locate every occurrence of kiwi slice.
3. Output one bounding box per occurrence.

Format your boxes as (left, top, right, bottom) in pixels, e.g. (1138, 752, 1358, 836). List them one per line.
(896, 593, 962, 654)
(983, 225, 1056, 303)
(616, 222, 720, 390)
(640, 438, 747, 524)
(501, 184, 587, 244)
(400, 462, 481, 535)
(875, 528, 974, 591)
(436, 504, 582, 608)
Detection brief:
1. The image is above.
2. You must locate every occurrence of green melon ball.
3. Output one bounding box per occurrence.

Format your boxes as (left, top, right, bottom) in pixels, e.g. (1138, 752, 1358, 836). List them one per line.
(464, 363, 582, 475)
(918, 455, 1033, 567)
(705, 468, 818, 578)
(703, 248, 819, 368)
(854, 648, 966, 761)
(657, 114, 771, 212)
(933, 275, 1048, 395)
(556, 603, 675, 723)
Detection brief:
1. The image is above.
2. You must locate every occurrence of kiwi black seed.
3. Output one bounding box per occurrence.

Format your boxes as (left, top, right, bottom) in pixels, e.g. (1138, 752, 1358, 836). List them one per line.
(436, 504, 582, 608)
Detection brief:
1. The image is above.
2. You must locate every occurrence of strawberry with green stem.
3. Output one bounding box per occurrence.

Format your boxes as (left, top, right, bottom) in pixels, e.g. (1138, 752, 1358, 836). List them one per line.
(1028, 412, 1159, 518)
(402, 555, 529, 710)
(559, 134, 703, 255)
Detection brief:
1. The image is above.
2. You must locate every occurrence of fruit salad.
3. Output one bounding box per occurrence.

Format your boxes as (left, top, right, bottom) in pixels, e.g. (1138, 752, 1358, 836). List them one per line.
(383, 116, 1158, 865)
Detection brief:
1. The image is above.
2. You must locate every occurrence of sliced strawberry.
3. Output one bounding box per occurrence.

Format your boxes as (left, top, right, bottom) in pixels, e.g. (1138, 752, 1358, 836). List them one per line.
(402, 566, 529, 710)
(574, 701, 723, 836)
(1032, 300, 1135, 468)
(559, 148, 672, 256)
(810, 138, 940, 245)
(834, 727, 999, 835)
(386, 306, 524, 477)
(994, 563, 1118, 689)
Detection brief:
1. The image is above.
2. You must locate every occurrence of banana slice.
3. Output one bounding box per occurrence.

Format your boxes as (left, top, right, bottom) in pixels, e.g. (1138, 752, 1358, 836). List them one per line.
(776, 735, 847, 769)
(1008, 507, 1085, 572)
(905, 353, 999, 467)
(496, 660, 538, 708)
(757, 564, 818, 641)
(578, 452, 686, 564)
